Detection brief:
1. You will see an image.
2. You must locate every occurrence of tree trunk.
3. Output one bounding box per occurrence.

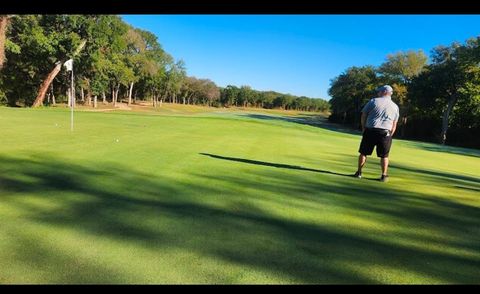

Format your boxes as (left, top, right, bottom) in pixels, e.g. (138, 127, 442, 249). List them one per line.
(86, 87, 92, 106)
(112, 85, 116, 107)
(80, 87, 85, 102)
(0, 15, 9, 70)
(128, 82, 133, 105)
(51, 84, 56, 106)
(93, 95, 97, 108)
(152, 94, 156, 107)
(102, 92, 106, 104)
(113, 84, 120, 107)
(32, 61, 62, 107)
(440, 94, 458, 145)
(116, 84, 120, 105)
(32, 40, 86, 108)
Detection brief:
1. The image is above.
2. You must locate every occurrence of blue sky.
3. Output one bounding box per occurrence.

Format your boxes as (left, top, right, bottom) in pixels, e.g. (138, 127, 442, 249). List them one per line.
(121, 15, 480, 100)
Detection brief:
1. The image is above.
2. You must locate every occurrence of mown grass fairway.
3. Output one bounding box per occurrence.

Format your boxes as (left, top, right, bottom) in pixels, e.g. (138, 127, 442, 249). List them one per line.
(0, 105, 479, 284)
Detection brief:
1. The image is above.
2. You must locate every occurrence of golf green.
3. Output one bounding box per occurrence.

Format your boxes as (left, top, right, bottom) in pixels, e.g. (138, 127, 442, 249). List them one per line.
(0, 106, 479, 284)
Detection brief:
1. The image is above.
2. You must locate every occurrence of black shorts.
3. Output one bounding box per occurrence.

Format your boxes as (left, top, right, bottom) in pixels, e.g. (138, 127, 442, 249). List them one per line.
(359, 128, 393, 158)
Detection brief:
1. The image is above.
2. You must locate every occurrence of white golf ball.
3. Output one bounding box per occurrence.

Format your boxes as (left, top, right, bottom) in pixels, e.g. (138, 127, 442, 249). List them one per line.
(115, 139, 119, 142)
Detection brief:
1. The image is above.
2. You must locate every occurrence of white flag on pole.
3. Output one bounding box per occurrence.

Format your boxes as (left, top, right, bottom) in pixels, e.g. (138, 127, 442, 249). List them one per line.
(64, 59, 73, 71)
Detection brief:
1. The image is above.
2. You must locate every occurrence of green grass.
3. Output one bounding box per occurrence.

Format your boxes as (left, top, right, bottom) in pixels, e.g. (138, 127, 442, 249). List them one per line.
(0, 105, 479, 284)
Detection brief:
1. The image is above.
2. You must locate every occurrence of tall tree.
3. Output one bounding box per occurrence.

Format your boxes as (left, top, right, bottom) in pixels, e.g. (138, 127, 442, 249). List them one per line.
(124, 27, 148, 105)
(378, 50, 428, 137)
(379, 50, 428, 84)
(238, 85, 253, 108)
(221, 85, 240, 107)
(328, 66, 378, 127)
(31, 15, 92, 107)
(409, 39, 480, 144)
(2, 15, 58, 106)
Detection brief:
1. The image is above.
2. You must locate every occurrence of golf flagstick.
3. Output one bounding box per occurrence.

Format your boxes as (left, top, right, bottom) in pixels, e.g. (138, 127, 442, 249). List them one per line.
(64, 59, 74, 132)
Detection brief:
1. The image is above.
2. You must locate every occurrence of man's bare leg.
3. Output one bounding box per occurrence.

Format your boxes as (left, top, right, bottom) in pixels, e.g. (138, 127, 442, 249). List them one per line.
(357, 154, 367, 173)
(380, 157, 389, 176)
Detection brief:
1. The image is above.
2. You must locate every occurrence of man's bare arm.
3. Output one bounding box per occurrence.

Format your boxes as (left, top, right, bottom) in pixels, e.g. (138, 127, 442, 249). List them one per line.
(390, 120, 398, 136)
(361, 112, 367, 132)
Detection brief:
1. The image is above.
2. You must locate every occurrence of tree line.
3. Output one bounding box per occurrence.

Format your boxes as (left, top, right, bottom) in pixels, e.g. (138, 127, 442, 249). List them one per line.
(0, 15, 329, 112)
(328, 38, 480, 149)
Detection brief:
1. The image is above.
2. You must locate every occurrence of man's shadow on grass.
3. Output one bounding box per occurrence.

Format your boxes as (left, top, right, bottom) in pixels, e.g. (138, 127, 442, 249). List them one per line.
(199, 153, 362, 179)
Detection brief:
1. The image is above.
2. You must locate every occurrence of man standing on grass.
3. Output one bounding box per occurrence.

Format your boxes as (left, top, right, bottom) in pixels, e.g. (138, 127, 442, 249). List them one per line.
(354, 85, 399, 182)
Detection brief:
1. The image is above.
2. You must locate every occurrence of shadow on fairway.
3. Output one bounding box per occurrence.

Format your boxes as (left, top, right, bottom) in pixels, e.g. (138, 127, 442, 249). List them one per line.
(454, 185, 480, 192)
(399, 141, 480, 159)
(390, 163, 480, 185)
(1, 154, 479, 283)
(239, 113, 362, 136)
(199, 153, 353, 178)
(241, 114, 480, 157)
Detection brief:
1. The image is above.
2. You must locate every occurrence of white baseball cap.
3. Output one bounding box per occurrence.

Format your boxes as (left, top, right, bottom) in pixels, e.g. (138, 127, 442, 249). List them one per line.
(377, 85, 393, 93)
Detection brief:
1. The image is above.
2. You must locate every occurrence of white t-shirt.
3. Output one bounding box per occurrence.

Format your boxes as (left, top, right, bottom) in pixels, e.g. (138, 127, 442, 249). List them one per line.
(361, 96, 399, 130)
